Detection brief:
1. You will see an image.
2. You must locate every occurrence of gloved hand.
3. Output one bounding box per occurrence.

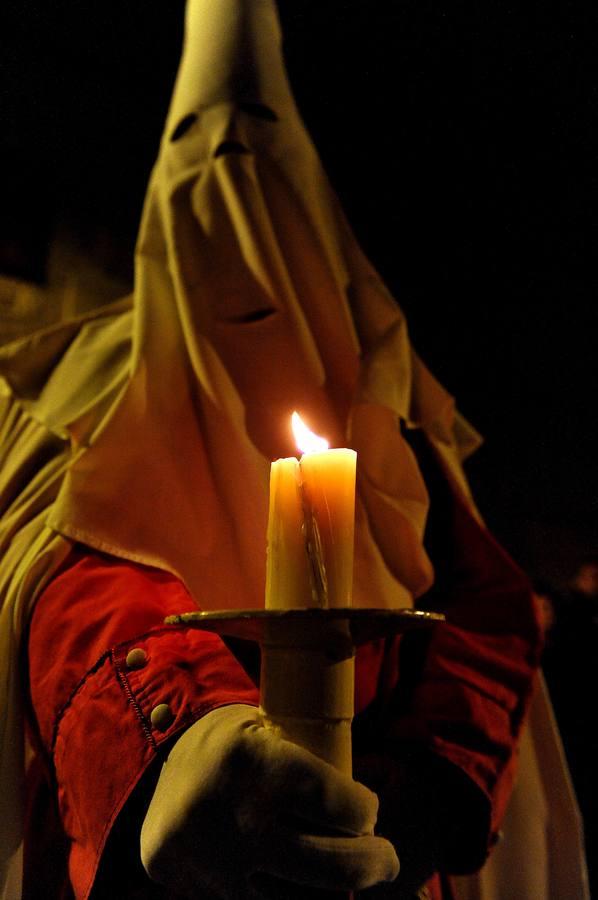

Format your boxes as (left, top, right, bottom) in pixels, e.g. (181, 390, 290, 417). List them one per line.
(141, 704, 400, 899)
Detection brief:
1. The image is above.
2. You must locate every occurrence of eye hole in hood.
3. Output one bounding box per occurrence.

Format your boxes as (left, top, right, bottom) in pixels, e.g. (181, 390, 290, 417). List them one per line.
(169, 101, 277, 147)
(238, 101, 278, 122)
(170, 113, 198, 143)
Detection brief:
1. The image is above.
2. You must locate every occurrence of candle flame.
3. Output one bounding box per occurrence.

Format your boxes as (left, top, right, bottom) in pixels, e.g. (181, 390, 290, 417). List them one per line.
(291, 411, 329, 454)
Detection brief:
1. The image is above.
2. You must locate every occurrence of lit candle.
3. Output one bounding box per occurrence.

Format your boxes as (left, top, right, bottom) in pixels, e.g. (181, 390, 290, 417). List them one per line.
(261, 412, 357, 774)
(265, 412, 357, 610)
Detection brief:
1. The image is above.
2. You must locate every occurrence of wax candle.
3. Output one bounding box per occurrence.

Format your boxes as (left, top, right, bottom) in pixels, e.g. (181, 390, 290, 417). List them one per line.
(262, 412, 357, 776)
(265, 412, 357, 610)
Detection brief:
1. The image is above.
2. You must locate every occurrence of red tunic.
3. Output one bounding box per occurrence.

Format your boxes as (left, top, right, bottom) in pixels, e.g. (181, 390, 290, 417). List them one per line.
(24, 451, 542, 899)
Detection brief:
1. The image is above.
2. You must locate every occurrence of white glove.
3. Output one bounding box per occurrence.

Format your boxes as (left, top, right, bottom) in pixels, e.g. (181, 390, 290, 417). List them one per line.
(141, 704, 400, 899)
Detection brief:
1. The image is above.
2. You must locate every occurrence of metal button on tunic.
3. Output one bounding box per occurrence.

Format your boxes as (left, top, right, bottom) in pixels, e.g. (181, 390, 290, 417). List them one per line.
(125, 648, 148, 669)
(150, 703, 174, 731)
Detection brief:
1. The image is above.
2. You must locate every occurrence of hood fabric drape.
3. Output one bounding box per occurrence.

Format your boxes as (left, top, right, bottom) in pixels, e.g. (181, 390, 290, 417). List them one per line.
(0, 1, 585, 897)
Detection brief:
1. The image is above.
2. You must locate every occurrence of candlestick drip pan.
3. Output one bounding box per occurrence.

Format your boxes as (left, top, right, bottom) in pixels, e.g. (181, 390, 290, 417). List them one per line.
(164, 607, 444, 647)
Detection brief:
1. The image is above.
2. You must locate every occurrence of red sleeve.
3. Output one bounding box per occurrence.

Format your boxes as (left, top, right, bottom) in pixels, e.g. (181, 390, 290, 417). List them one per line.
(376, 434, 543, 874)
(26, 546, 259, 900)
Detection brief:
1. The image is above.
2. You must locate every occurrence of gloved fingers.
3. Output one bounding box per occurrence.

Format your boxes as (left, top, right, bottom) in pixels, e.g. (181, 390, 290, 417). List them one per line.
(164, 706, 379, 836)
(259, 828, 400, 892)
(256, 731, 381, 836)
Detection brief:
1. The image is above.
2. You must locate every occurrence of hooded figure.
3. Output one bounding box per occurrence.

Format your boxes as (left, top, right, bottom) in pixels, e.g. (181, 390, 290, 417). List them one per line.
(0, 1, 587, 897)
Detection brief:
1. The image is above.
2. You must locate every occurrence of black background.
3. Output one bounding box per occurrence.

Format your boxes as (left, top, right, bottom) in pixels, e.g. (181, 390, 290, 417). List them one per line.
(1, 1, 597, 583)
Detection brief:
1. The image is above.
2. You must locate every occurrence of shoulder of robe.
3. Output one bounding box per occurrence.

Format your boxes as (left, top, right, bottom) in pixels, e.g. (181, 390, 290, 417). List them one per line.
(0, 295, 133, 439)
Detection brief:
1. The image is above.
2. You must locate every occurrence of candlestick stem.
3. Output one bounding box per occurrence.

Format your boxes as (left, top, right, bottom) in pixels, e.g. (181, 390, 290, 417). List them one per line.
(259, 615, 354, 898)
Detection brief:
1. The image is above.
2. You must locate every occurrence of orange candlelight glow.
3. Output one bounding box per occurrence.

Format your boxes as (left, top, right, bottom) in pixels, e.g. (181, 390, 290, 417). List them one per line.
(291, 411, 329, 454)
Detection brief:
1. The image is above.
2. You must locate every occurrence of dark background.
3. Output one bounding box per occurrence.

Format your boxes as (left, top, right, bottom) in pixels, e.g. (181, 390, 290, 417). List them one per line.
(1, 1, 596, 584)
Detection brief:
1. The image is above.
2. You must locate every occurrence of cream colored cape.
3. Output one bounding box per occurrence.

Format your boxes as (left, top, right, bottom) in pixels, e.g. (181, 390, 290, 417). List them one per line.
(0, 1, 587, 896)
